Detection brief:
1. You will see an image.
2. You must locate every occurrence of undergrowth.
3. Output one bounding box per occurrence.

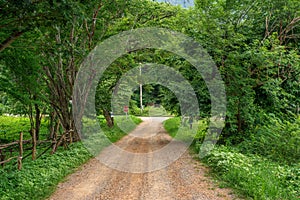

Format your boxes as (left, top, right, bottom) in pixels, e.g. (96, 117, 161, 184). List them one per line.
(0, 115, 142, 200)
(204, 146, 299, 200)
(163, 117, 300, 200)
(0, 116, 49, 143)
(0, 143, 91, 200)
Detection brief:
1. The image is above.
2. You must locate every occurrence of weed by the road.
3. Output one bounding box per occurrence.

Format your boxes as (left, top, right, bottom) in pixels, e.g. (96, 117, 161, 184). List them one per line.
(203, 146, 300, 200)
(0, 142, 92, 200)
(163, 117, 300, 200)
(0, 115, 142, 200)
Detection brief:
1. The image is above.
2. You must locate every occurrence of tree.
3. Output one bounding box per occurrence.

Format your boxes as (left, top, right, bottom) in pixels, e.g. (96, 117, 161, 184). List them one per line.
(0, 48, 46, 159)
(38, 0, 127, 150)
(192, 0, 300, 143)
(0, 0, 71, 52)
(0, 0, 127, 151)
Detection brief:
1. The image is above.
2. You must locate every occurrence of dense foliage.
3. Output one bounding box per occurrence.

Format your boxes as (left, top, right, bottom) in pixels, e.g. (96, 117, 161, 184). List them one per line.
(0, 0, 299, 199)
(1, 0, 299, 143)
(93, 0, 300, 146)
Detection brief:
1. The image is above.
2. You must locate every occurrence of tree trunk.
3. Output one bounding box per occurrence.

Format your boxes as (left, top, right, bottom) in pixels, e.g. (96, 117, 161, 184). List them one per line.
(103, 110, 114, 128)
(31, 129, 36, 160)
(34, 103, 41, 141)
(18, 132, 23, 170)
(49, 111, 56, 140)
(43, 3, 110, 145)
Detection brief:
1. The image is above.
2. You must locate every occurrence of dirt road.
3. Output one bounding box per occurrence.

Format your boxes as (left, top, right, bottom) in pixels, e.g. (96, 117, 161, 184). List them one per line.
(50, 117, 237, 200)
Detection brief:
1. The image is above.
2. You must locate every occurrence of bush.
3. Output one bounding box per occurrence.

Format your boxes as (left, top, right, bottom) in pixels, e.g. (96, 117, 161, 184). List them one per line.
(0, 104, 6, 115)
(0, 143, 92, 200)
(203, 146, 300, 200)
(130, 105, 150, 116)
(164, 117, 207, 144)
(163, 117, 180, 137)
(239, 115, 300, 165)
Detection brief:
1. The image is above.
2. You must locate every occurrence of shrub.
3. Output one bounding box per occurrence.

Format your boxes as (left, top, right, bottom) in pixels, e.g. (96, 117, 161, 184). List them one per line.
(164, 117, 207, 144)
(239, 115, 300, 165)
(203, 146, 300, 200)
(0, 143, 92, 200)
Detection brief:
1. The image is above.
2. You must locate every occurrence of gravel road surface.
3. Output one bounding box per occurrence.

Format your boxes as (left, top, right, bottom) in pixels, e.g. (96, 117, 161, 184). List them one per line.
(50, 117, 238, 200)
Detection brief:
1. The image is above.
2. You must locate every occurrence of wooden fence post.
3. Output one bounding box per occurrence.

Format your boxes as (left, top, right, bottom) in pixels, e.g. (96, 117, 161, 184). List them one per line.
(18, 132, 23, 170)
(32, 129, 36, 160)
(0, 149, 5, 167)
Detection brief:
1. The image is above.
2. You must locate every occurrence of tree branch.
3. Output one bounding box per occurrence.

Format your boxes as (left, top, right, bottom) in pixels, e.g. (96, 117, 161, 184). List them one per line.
(0, 31, 25, 52)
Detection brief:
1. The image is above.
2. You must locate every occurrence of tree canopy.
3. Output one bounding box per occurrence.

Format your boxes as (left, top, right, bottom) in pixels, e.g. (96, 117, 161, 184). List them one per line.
(0, 0, 299, 144)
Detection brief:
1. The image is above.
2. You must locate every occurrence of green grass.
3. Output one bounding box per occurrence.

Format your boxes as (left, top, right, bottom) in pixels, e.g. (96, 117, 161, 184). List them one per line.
(0, 116, 49, 143)
(81, 115, 142, 156)
(112, 115, 143, 139)
(131, 105, 172, 117)
(203, 146, 300, 200)
(0, 143, 92, 200)
(163, 117, 180, 137)
(163, 117, 300, 200)
(0, 115, 142, 200)
(163, 117, 207, 143)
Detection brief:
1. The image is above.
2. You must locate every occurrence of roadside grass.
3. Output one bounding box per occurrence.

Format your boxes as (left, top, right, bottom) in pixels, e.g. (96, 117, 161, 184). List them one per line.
(0, 115, 142, 200)
(0, 116, 49, 143)
(163, 117, 300, 200)
(0, 142, 92, 200)
(113, 115, 143, 137)
(204, 146, 300, 200)
(131, 105, 172, 117)
(98, 115, 142, 142)
(163, 117, 180, 137)
(163, 117, 207, 143)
